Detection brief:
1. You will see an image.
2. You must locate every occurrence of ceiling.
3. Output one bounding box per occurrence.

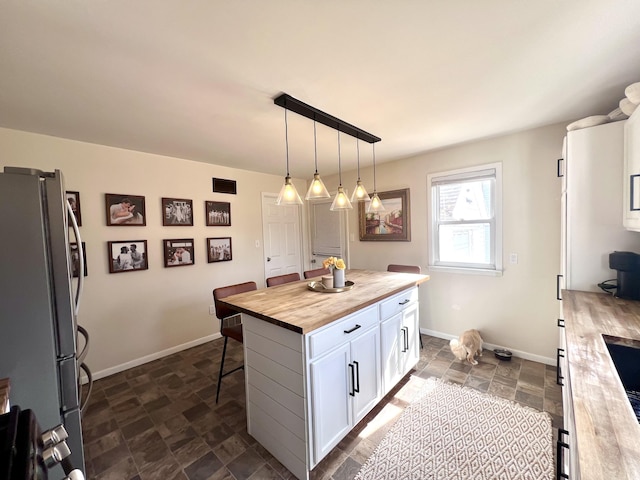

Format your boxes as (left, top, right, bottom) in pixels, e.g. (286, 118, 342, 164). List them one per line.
(1, 1, 640, 178)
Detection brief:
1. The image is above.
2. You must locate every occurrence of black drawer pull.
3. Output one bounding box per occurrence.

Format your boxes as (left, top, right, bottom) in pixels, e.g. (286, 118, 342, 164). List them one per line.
(398, 299, 410, 305)
(556, 348, 565, 386)
(556, 275, 563, 301)
(557, 158, 564, 178)
(556, 428, 570, 479)
(344, 324, 361, 334)
(631, 174, 640, 211)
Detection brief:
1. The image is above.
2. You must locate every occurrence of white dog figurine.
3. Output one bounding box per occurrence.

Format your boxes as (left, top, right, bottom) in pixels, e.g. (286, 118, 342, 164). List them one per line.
(450, 329, 484, 365)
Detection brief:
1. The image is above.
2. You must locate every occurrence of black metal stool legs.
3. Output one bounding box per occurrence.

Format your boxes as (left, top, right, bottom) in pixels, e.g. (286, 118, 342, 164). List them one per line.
(215, 336, 244, 403)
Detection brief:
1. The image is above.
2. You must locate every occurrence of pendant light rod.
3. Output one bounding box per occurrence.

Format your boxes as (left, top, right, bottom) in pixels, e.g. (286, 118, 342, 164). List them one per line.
(284, 108, 291, 175)
(337, 130, 342, 185)
(274, 93, 381, 144)
(313, 118, 319, 173)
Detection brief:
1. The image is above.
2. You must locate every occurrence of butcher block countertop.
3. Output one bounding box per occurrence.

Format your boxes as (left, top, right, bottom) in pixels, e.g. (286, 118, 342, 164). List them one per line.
(562, 290, 640, 479)
(219, 269, 429, 334)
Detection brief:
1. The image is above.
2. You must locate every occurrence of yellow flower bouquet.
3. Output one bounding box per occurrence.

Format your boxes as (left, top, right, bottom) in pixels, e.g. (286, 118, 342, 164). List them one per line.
(322, 256, 346, 287)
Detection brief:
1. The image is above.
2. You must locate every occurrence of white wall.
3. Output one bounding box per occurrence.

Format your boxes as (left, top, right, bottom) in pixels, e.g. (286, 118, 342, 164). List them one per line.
(330, 123, 566, 362)
(0, 127, 306, 377)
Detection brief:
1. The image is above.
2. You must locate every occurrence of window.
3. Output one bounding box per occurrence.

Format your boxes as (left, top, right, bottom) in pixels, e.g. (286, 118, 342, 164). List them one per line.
(428, 163, 502, 275)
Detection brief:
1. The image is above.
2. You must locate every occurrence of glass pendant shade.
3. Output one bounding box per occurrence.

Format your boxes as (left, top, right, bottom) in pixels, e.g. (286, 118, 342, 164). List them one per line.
(277, 175, 303, 205)
(350, 179, 369, 202)
(330, 185, 353, 211)
(367, 191, 385, 213)
(305, 174, 330, 200)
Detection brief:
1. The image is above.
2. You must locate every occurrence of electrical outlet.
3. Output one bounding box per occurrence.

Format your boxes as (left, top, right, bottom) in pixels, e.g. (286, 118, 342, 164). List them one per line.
(209, 305, 216, 315)
(509, 253, 518, 264)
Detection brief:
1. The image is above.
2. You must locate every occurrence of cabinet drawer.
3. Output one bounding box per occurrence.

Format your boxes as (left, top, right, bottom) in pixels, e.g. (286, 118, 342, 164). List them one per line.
(379, 287, 418, 320)
(308, 305, 378, 360)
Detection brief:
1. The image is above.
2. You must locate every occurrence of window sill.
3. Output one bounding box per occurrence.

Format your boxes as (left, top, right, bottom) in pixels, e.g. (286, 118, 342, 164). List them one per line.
(427, 265, 503, 277)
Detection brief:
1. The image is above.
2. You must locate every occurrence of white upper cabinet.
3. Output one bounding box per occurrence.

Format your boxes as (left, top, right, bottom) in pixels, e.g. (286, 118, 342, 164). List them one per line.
(624, 109, 640, 231)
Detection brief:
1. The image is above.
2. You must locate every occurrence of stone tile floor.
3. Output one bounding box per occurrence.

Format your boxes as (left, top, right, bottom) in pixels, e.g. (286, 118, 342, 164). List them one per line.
(82, 335, 563, 479)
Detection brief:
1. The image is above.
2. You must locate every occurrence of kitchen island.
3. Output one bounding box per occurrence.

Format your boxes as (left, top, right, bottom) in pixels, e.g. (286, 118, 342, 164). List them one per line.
(220, 269, 429, 480)
(561, 290, 640, 479)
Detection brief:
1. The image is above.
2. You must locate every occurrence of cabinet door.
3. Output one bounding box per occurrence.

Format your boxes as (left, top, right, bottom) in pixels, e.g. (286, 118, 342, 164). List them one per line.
(350, 326, 381, 424)
(400, 303, 420, 377)
(380, 313, 402, 396)
(624, 110, 640, 230)
(309, 343, 351, 463)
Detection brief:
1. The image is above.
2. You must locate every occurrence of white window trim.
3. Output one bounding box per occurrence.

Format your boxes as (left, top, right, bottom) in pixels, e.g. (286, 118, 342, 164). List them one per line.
(427, 162, 503, 276)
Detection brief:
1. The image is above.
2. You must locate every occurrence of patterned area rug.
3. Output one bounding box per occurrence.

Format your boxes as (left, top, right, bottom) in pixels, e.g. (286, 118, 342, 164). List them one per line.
(355, 378, 553, 480)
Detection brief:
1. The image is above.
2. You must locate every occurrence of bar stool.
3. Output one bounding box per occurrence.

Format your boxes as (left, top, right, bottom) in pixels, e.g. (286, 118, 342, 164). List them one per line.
(266, 272, 300, 287)
(387, 264, 423, 348)
(212, 281, 257, 403)
(303, 267, 330, 279)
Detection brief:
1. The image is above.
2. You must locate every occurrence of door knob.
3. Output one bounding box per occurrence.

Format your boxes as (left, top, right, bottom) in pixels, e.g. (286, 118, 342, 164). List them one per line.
(267, 257, 271, 262)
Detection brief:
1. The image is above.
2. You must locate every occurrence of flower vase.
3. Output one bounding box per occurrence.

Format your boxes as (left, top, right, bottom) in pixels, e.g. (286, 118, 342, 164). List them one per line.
(333, 268, 345, 288)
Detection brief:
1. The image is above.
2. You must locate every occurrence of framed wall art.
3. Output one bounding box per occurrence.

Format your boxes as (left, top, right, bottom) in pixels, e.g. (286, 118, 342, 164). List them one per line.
(69, 242, 87, 277)
(162, 197, 193, 226)
(205, 201, 231, 226)
(107, 240, 148, 273)
(207, 237, 232, 263)
(105, 194, 146, 226)
(163, 238, 194, 267)
(66, 191, 82, 226)
(358, 188, 411, 241)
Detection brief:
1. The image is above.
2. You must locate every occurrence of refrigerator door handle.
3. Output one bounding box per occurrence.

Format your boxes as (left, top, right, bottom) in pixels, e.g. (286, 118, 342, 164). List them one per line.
(67, 200, 84, 314)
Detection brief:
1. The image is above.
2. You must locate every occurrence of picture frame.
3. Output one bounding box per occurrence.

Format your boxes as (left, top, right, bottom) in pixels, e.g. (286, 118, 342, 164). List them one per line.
(207, 237, 232, 263)
(163, 238, 195, 267)
(105, 194, 146, 226)
(66, 191, 82, 227)
(69, 242, 87, 277)
(358, 188, 411, 241)
(205, 201, 231, 226)
(107, 240, 148, 273)
(162, 197, 193, 226)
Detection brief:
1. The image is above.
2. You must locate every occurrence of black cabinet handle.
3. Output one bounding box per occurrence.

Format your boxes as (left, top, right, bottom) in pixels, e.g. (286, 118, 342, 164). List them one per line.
(557, 158, 564, 178)
(353, 360, 360, 393)
(344, 324, 361, 334)
(556, 348, 565, 386)
(557, 275, 563, 301)
(398, 299, 410, 305)
(557, 319, 565, 328)
(631, 174, 640, 211)
(348, 363, 355, 397)
(400, 327, 409, 352)
(556, 428, 570, 479)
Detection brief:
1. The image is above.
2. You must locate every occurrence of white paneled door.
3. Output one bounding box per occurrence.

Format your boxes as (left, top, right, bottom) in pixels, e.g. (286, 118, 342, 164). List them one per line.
(261, 193, 302, 281)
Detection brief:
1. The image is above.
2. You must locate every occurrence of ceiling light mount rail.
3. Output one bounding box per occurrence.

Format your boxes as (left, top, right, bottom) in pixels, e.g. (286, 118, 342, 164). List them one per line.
(273, 93, 381, 143)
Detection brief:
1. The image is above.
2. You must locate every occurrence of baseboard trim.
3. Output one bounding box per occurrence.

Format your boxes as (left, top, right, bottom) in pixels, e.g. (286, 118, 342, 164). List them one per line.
(85, 333, 222, 383)
(420, 328, 555, 366)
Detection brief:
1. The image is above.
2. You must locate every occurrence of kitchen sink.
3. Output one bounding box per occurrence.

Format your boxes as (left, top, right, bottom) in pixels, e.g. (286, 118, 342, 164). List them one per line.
(603, 335, 640, 422)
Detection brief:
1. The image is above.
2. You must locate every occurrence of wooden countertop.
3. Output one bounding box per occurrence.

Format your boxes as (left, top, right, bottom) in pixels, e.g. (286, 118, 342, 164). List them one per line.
(219, 269, 429, 334)
(562, 290, 640, 479)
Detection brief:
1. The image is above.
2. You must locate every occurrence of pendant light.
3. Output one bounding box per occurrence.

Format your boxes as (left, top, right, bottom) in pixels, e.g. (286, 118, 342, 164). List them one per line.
(367, 143, 386, 213)
(350, 138, 369, 202)
(305, 119, 330, 200)
(276, 107, 303, 206)
(330, 130, 353, 211)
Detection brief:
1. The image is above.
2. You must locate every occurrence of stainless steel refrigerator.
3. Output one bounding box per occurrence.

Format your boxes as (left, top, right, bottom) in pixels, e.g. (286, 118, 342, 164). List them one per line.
(0, 167, 90, 476)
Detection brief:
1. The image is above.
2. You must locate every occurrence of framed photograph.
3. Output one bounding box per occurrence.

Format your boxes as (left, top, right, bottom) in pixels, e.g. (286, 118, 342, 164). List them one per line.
(69, 242, 87, 277)
(105, 194, 146, 226)
(107, 240, 148, 273)
(163, 238, 194, 267)
(66, 191, 82, 227)
(207, 237, 232, 263)
(162, 197, 193, 226)
(205, 201, 231, 226)
(359, 188, 411, 241)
